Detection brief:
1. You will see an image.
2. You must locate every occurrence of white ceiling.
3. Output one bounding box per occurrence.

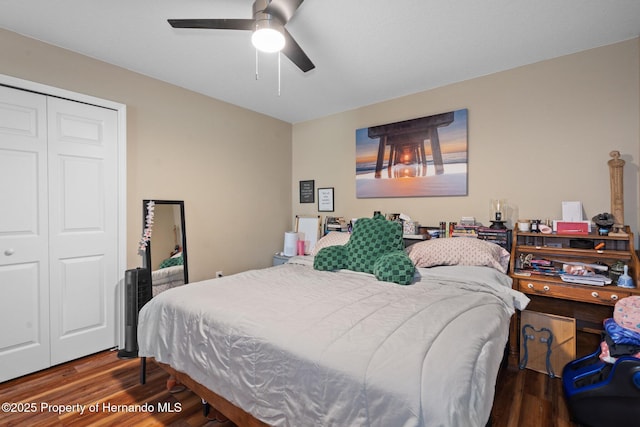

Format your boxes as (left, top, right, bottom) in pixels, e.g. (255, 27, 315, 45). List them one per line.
(1, 0, 639, 124)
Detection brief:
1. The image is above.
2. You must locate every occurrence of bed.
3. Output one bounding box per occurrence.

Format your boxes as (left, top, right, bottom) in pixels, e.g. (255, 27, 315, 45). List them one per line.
(151, 253, 185, 296)
(138, 232, 529, 427)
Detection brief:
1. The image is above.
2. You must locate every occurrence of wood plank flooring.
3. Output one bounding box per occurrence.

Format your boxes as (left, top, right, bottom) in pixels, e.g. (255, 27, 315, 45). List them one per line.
(0, 350, 578, 426)
(491, 364, 577, 427)
(0, 349, 234, 427)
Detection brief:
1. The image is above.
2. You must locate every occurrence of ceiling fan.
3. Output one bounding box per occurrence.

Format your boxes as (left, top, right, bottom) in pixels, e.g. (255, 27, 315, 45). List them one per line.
(168, 0, 315, 73)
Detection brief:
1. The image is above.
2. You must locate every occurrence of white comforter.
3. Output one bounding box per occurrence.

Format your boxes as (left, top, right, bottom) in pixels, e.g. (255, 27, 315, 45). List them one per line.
(138, 257, 528, 427)
(151, 265, 185, 296)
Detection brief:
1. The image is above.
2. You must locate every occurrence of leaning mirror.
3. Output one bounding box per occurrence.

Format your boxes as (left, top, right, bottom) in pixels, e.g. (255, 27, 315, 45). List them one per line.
(143, 199, 188, 296)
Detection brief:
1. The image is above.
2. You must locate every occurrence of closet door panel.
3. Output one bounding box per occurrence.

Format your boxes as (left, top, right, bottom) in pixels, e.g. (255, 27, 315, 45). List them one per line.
(0, 150, 40, 234)
(58, 255, 105, 334)
(59, 156, 104, 234)
(47, 97, 118, 364)
(0, 86, 49, 382)
(0, 263, 42, 345)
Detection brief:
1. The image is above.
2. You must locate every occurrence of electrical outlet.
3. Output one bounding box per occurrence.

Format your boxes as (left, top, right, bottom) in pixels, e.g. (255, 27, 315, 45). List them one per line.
(216, 271, 223, 278)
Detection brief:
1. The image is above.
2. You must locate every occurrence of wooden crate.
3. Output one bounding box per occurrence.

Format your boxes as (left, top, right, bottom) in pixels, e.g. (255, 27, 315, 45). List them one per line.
(519, 311, 576, 377)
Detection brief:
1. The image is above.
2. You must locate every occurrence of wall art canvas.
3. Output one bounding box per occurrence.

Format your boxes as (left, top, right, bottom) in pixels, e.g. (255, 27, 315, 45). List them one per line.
(356, 109, 468, 198)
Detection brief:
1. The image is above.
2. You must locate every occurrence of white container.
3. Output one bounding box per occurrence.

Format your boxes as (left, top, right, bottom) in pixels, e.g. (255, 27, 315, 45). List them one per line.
(517, 221, 531, 232)
(283, 231, 298, 256)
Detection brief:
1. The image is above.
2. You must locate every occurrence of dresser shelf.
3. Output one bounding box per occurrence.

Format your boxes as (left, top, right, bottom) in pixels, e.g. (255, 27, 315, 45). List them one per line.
(507, 227, 640, 367)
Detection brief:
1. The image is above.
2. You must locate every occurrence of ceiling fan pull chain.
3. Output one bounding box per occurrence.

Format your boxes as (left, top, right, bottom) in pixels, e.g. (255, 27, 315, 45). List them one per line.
(255, 49, 260, 80)
(278, 51, 281, 97)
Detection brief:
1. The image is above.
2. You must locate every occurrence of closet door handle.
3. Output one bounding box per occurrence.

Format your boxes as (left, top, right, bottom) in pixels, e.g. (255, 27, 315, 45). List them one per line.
(4, 248, 14, 256)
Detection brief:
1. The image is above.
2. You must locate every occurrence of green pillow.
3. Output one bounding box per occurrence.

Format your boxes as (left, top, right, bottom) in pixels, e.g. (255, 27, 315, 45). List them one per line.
(158, 255, 183, 269)
(373, 251, 416, 285)
(313, 215, 415, 285)
(345, 216, 404, 274)
(313, 245, 348, 271)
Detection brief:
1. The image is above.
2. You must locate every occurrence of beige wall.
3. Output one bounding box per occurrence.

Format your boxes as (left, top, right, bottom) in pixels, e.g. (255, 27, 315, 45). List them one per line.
(3, 28, 639, 280)
(0, 29, 292, 281)
(292, 39, 640, 241)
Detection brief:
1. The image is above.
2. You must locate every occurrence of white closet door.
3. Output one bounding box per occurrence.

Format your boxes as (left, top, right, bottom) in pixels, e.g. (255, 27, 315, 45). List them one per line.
(0, 86, 50, 381)
(47, 97, 118, 364)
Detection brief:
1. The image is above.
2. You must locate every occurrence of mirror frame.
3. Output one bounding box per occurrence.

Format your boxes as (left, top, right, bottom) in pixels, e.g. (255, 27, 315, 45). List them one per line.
(143, 199, 189, 285)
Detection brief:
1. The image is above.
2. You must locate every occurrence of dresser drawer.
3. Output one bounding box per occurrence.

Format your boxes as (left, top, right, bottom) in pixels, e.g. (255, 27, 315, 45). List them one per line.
(518, 279, 631, 306)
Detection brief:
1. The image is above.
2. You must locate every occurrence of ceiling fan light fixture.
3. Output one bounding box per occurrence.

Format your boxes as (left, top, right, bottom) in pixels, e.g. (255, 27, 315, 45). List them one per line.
(168, 0, 315, 73)
(252, 18, 285, 53)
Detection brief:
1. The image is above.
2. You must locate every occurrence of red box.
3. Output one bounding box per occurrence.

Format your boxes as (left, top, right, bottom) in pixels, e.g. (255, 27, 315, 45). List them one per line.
(556, 221, 589, 234)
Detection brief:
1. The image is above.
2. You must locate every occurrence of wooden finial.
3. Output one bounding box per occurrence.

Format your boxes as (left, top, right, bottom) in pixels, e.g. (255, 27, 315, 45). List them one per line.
(608, 150, 626, 234)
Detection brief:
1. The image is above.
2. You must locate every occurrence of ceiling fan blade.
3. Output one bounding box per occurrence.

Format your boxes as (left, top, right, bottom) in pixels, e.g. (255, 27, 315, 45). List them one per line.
(264, 0, 304, 23)
(282, 28, 314, 72)
(168, 19, 255, 31)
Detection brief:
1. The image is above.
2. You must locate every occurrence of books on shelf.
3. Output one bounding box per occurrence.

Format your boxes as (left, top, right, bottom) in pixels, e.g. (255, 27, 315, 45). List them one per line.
(424, 223, 511, 248)
(477, 227, 510, 238)
(325, 216, 349, 233)
(450, 225, 511, 250)
(451, 225, 479, 237)
(451, 225, 509, 234)
(515, 258, 612, 285)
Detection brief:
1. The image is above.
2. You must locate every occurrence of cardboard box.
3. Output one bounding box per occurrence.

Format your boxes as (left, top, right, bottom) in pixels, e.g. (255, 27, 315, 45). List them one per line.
(520, 311, 576, 377)
(403, 221, 419, 235)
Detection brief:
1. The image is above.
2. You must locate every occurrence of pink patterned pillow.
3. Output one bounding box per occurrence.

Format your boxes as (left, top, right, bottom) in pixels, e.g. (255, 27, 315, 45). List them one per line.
(312, 232, 351, 255)
(406, 237, 510, 273)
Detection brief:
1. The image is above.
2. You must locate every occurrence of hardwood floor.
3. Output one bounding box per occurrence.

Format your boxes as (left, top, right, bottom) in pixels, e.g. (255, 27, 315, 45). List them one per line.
(0, 350, 578, 426)
(491, 364, 577, 427)
(0, 349, 234, 427)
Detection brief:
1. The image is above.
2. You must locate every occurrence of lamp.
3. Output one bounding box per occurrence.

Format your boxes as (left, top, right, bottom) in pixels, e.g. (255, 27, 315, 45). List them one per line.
(251, 17, 285, 53)
(490, 199, 507, 230)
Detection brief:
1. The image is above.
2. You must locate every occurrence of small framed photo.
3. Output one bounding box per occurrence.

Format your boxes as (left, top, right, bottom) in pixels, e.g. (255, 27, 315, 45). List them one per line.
(299, 180, 314, 203)
(318, 187, 334, 212)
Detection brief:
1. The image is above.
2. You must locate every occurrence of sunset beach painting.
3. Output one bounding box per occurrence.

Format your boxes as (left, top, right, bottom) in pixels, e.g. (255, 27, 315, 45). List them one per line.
(356, 109, 468, 198)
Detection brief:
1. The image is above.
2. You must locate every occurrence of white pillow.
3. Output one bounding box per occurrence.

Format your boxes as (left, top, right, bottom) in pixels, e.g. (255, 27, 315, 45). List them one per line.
(311, 231, 351, 255)
(406, 237, 510, 273)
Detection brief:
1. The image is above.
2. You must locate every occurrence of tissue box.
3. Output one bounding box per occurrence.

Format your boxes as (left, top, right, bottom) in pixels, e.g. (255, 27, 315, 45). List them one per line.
(403, 221, 419, 235)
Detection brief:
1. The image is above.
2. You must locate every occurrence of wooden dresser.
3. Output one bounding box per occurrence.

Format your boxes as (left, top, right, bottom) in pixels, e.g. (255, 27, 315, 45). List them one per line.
(507, 227, 640, 368)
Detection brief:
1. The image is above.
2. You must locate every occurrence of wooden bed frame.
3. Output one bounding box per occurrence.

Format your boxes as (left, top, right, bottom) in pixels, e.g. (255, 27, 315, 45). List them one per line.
(145, 353, 507, 427)
(147, 357, 268, 427)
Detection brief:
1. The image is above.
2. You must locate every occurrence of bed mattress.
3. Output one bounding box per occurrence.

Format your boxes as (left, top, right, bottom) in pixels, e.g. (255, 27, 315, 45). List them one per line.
(150, 265, 184, 296)
(138, 257, 528, 426)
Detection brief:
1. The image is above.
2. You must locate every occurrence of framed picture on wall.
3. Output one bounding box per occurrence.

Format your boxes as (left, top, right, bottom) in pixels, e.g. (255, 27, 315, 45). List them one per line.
(355, 108, 468, 198)
(299, 180, 315, 203)
(318, 187, 334, 212)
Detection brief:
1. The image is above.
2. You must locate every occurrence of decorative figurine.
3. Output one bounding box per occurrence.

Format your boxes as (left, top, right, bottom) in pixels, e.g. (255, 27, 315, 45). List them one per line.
(617, 265, 635, 288)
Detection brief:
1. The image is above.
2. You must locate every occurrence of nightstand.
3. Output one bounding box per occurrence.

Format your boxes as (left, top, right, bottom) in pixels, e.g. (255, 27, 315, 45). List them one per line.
(273, 254, 292, 266)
